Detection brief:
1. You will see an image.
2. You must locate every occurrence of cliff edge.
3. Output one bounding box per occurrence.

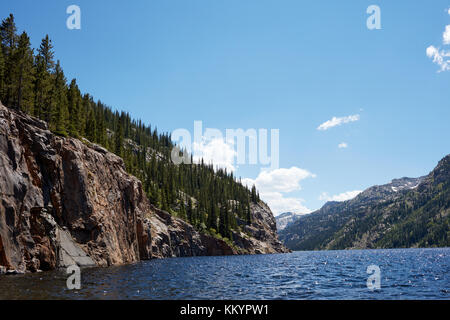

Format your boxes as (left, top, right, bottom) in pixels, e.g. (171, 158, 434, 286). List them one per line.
(0, 104, 287, 273)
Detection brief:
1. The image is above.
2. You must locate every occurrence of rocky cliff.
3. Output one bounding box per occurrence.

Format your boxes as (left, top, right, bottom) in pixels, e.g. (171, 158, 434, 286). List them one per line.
(0, 104, 287, 273)
(275, 212, 303, 231)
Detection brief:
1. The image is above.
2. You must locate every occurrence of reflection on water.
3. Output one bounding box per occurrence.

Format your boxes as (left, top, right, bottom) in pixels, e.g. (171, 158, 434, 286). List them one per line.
(0, 248, 449, 300)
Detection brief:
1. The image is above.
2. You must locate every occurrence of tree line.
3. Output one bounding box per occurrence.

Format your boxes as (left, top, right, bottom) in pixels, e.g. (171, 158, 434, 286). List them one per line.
(0, 14, 261, 242)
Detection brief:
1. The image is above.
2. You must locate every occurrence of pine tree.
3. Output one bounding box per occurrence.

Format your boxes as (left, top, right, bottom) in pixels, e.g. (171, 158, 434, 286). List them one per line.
(187, 197, 194, 225)
(85, 108, 96, 142)
(219, 202, 231, 239)
(229, 207, 237, 231)
(251, 185, 258, 203)
(245, 198, 252, 224)
(96, 103, 106, 145)
(161, 189, 169, 211)
(50, 60, 68, 136)
(152, 184, 162, 208)
(34, 35, 54, 120)
(115, 115, 124, 157)
(0, 13, 263, 247)
(67, 78, 81, 137)
(208, 202, 218, 232)
(0, 14, 17, 106)
(11, 32, 34, 112)
(0, 14, 16, 56)
(0, 46, 5, 102)
(179, 199, 187, 220)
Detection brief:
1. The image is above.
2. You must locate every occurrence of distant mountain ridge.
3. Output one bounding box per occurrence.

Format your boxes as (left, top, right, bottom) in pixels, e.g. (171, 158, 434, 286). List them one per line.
(275, 212, 303, 231)
(275, 176, 424, 232)
(279, 155, 450, 250)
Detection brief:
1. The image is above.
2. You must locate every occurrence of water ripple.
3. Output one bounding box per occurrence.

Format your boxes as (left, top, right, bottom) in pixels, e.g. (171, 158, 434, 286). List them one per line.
(0, 248, 448, 299)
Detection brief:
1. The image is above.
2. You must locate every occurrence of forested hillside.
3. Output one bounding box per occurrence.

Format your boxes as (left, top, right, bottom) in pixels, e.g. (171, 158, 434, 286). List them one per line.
(279, 156, 450, 250)
(0, 14, 261, 244)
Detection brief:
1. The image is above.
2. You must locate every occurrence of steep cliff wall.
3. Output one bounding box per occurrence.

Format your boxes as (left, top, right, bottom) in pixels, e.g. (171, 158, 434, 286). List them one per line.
(0, 104, 287, 273)
(231, 202, 289, 254)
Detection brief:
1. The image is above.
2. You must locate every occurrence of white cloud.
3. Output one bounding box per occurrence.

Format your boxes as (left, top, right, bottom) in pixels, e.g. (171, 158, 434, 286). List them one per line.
(242, 166, 316, 215)
(443, 25, 450, 44)
(261, 192, 312, 216)
(242, 167, 316, 193)
(426, 45, 450, 72)
(193, 138, 236, 172)
(426, 9, 450, 72)
(317, 114, 360, 131)
(319, 190, 363, 202)
(338, 142, 348, 149)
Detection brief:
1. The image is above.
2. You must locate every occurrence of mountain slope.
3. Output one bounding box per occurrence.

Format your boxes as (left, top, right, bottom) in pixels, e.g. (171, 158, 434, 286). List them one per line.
(275, 212, 303, 231)
(0, 104, 287, 273)
(0, 13, 267, 251)
(279, 156, 449, 250)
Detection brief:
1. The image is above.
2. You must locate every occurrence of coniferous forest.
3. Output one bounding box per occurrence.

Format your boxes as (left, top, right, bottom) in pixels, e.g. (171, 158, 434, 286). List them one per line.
(0, 14, 262, 243)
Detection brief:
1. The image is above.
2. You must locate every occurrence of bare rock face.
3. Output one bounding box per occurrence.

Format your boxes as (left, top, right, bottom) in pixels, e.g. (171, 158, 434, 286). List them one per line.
(0, 103, 287, 273)
(143, 205, 238, 258)
(0, 103, 149, 272)
(232, 202, 290, 254)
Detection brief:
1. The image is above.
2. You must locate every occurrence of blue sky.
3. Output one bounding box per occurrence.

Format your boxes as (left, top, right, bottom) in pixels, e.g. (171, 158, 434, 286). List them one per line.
(2, 0, 450, 214)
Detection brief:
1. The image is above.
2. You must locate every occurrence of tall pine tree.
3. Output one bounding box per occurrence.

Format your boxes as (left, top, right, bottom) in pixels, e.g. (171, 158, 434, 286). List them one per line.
(0, 14, 17, 106)
(50, 60, 69, 136)
(67, 78, 81, 137)
(11, 32, 34, 112)
(34, 35, 54, 120)
(115, 114, 124, 157)
(0, 42, 5, 103)
(85, 108, 97, 142)
(208, 202, 219, 232)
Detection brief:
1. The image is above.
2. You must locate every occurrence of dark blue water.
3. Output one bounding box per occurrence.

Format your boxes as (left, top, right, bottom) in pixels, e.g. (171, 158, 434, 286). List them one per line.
(1, 248, 448, 299)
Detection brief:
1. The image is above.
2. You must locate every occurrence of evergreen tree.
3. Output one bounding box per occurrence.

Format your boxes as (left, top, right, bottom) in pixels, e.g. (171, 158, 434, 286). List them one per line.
(67, 78, 81, 137)
(0, 46, 5, 102)
(251, 185, 258, 203)
(187, 197, 193, 224)
(208, 202, 218, 232)
(85, 108, 96, 142)
(115, 114, 124, 157)
(34, 35, 54, 120)
(81, 93, 93, 136)
(0, 14, 17, 106)
(50, 60, 68, 136)
(219, 202, 233, 239)
(179, 198, 187, 220)
(95, 102, 106, 145)
(152, 184, 162, 207)
(161, 189, 169, 211)
(11, 32, 34, 112)
(0, 13, 262, 248)
(245, 198, 252, 224)
(0, 14, 16, 56)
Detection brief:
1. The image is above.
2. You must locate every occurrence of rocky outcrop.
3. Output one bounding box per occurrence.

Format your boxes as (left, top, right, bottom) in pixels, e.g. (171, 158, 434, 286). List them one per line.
(231, 202, 290, 254)
(29, 207, 95, 269)
(0, 103, 287, 273)
(143, 205, 238, 258)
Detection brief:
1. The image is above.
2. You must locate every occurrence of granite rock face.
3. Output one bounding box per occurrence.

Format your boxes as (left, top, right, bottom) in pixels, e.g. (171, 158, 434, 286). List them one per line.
(232, 202, 290, 254)
(0, 104, 287, 273)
